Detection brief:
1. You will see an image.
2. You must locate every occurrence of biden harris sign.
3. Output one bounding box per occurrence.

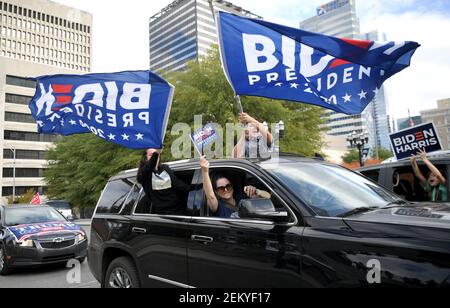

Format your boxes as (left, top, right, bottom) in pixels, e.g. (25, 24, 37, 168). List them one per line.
(389, 123, 442, 160)
(216, 11, 420, 115)
(28, 70, 174, 149)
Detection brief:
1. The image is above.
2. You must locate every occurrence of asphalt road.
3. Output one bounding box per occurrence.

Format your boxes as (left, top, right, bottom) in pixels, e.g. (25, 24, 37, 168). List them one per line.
(0, 221, 100, 288)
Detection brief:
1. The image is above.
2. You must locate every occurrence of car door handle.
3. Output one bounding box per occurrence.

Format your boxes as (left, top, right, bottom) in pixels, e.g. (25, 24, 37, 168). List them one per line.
(132, 227, 147, 234)
(191, 235, 214, 243)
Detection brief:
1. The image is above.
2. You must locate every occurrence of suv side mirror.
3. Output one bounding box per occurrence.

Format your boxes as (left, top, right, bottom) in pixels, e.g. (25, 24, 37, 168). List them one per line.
(67, 215, 75, 222)
(238, 198, 289, 221)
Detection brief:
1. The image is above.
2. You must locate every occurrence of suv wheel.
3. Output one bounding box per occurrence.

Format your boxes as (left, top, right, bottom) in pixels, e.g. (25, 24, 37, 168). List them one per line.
(104, 257, 140, 288)
(0, 247, 11, 276)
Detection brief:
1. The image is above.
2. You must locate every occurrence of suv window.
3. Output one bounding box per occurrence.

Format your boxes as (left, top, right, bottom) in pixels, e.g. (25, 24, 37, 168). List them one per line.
(133, 170, 195, 215)
(201, 167, 291, 221)
(96, 178, 136, 214)
(393, 166, 424, 201)
(121, 183, 141, 214)
(361, 169, 380, 182)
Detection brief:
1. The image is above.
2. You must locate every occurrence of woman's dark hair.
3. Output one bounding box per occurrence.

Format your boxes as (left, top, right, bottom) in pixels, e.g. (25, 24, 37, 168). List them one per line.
(211, 173, 230, 191)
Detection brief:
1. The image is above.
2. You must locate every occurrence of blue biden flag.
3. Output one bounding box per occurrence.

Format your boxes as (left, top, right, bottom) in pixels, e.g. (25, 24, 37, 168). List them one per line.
(29, 70, 174, 149)
(217, 11, 420, 115)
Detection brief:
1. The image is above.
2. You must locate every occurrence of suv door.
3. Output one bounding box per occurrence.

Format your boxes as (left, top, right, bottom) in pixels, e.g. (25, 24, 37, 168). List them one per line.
(128, 169, 198, 288)
(187, 164, 304, 288)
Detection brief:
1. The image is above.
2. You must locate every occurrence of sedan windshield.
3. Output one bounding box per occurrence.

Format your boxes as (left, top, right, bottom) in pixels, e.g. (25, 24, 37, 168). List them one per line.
(266, 162, 404, 217)
(5, 207, 66, 226)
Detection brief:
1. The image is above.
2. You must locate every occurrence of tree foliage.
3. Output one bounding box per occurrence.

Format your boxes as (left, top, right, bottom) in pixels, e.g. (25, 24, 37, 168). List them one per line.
(371, 147, 394, 161)
(7, 188, 35, 205)
(44, 46, 326, 209)
(45, 134, 141, 209)
(342, 149, 360, 164)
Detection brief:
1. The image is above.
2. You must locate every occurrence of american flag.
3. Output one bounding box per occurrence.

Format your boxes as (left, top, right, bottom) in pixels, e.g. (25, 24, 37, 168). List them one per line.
(30, 192, 42, 205)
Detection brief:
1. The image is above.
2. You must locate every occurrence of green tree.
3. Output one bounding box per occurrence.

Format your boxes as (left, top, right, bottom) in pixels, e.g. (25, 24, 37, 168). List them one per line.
(371, 147, 394, 161)
(7, 188, 35, 204)
(342, 149, 360, 164)
(44, 134, 141, 210)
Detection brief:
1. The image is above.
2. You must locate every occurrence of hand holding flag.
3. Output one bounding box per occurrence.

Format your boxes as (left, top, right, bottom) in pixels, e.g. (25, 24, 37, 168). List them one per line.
(191, 124, 218, 155)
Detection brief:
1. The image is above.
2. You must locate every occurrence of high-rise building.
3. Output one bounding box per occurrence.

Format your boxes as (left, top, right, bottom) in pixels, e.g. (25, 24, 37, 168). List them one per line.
(149, 0, 261, 74)
(357, 30, 392, 150)
(300, 0, 392, 151)
(0, 0, 92, 71)
(420, 98, 450, 150)
(300, 0, 360, 39)
(0, 0, 93, 201)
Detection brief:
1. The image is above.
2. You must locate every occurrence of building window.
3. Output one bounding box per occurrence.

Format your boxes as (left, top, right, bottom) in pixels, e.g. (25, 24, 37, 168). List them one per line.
(4, 130, 58, 142)
(5, 75, 36, 88)
(2, 186, 45, 197)
(2, 168, 44, 178)
(3, 149, 47, 161)
(5, 112, 35, 123)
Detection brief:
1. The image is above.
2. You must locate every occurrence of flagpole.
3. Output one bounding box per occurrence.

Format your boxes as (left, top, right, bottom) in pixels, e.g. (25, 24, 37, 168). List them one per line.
(208, 0, 245, 115)
(235, 95, 244, 114)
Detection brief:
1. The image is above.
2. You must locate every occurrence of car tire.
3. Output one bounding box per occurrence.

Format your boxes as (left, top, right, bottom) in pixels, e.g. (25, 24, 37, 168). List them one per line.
(0, 246, 11, 276)
(104, 257, 140, 288)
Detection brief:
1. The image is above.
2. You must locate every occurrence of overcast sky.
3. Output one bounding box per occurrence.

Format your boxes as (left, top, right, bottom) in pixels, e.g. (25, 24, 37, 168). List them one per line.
(53, 0, 450, 120)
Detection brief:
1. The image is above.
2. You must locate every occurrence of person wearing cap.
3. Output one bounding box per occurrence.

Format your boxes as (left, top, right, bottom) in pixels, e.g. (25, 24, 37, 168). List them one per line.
(137, 148, 190, 215)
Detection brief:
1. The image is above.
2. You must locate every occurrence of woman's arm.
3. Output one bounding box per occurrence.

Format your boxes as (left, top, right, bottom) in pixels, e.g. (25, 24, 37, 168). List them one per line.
(419, 149, 446, 184)
(410, 155, 427, 184)
(200, 156, 219, 213)
(239, 113, 273, 146)
(137, 152, 159, 184)
(244, 186, 272, 199)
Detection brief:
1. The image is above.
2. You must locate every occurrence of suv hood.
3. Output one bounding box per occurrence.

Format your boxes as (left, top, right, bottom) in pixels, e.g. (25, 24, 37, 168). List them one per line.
(344, 203, 450, 230)
(6, 221, 83, 242)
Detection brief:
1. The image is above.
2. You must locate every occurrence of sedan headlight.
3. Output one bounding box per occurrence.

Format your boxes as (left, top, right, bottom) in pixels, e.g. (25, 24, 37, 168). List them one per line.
(76, 233, 87, 243)
(18, 239, 34, 247)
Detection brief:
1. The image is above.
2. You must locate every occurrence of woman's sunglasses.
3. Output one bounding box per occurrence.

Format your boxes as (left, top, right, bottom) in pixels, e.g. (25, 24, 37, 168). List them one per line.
(216, 184, 233, 193)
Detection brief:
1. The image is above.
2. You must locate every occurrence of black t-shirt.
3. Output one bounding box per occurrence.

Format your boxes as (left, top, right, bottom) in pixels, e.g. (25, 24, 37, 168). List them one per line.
(137, 154, 190, 215)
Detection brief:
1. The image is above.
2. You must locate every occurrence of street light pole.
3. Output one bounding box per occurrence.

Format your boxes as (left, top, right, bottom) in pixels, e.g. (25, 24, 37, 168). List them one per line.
(357, 143, 363, 167)
(347, 131, 369, 167)
(5, 146, 16, 203)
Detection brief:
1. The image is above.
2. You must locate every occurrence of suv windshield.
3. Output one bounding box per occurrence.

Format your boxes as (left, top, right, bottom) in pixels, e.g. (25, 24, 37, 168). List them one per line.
(5, 207, 66, 226)
(265, 162, 404, 217)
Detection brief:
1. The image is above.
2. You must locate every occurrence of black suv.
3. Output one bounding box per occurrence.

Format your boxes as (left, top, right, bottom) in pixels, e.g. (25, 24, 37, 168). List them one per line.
(88, 155, 450, 288)
(359, 152, 450, 202)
